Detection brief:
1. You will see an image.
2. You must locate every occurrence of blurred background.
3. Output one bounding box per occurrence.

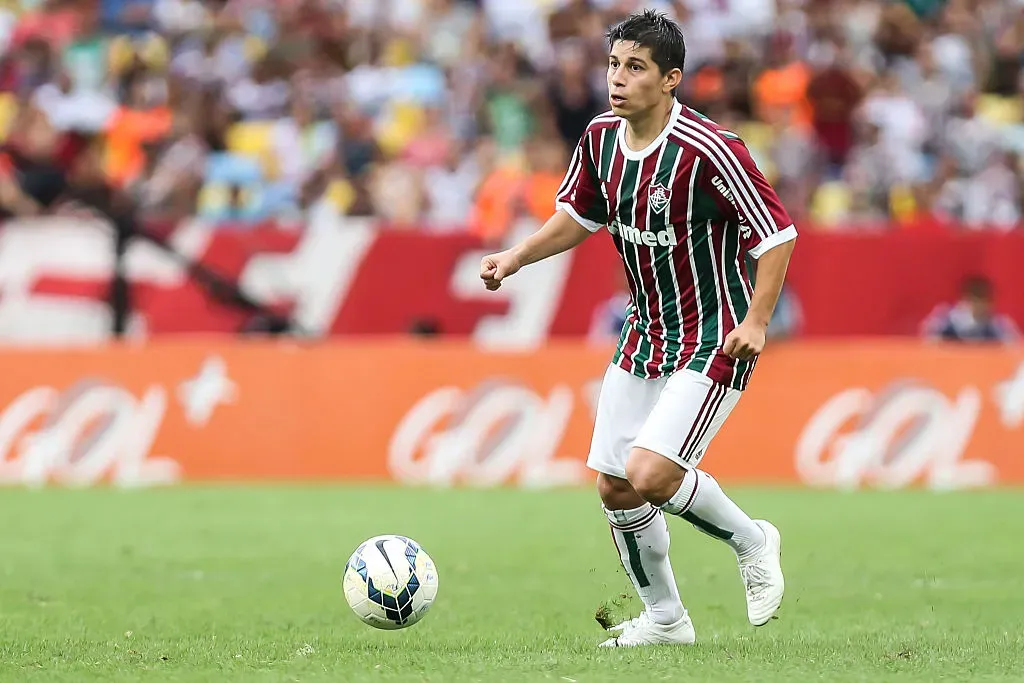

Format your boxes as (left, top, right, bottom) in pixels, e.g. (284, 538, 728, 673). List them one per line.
(0, 0, 1020, 489)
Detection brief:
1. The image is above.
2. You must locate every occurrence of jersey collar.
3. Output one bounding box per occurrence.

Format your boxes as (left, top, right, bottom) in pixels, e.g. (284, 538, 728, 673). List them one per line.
(616, 98, 682, 162)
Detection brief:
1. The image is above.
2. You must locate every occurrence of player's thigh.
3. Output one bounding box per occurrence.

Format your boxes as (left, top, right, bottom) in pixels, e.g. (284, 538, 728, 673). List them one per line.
(633, 369, 741, 471)
(587, 364, 665, 480)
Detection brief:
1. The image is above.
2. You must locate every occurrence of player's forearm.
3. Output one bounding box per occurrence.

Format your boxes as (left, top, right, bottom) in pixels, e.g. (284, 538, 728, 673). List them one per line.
(744, 239, 796, 329)
(511, 210, 593, 268)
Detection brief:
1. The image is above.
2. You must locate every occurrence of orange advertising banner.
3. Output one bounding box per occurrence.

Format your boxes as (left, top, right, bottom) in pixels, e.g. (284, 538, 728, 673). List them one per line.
(0, 340, 1021, 489)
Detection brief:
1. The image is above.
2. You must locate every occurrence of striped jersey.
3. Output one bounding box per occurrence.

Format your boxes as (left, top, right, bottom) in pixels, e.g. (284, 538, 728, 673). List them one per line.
(555, 99, 797, 391)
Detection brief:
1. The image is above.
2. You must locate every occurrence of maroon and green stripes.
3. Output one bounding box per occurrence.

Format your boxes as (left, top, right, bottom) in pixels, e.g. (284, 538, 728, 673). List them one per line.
(652, 142, 684, 376)
(611, 145, 685, 378)
(599, 127, 617, 180)
(717, 214, 755, 386)
(597, 122, 758, 391)
(616, 156, 648, 372)
(681, 157, 721, 378)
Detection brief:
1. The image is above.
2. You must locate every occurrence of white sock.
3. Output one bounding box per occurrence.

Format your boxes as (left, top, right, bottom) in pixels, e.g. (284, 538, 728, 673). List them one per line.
(660, 469, 766, 560)
(605, 503, 685, 625)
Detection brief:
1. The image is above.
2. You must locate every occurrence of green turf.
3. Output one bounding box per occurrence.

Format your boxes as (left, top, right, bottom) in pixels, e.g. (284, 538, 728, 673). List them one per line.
(0, 486, 1021, 682)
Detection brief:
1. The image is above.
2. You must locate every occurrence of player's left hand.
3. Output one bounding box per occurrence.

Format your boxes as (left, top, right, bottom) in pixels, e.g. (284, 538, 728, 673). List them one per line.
(723, 320, 766, 361)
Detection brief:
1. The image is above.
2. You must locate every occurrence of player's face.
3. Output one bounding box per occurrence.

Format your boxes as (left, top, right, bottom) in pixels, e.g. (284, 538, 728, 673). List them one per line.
(607, 41, 679, 118)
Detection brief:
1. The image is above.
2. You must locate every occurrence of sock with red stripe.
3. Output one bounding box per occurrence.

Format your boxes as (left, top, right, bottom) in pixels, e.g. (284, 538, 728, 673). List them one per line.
(605, 503, 685, 625)
(661, 469, 765, 561)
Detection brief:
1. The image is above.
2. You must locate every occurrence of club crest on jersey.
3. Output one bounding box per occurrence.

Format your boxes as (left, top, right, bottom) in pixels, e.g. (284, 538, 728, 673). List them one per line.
(649, 183, 671, 213)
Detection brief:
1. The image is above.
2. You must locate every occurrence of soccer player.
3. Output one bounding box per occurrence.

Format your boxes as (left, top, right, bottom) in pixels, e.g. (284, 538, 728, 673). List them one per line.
(480, 10, 796, 647)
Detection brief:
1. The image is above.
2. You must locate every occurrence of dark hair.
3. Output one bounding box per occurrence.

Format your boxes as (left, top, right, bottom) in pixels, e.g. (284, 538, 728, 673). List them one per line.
(962, 275, 993, 300)
(606, 9, 686, 77)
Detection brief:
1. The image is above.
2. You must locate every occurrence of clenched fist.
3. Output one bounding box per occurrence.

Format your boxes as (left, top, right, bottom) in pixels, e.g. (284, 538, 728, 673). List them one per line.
(723, 320, 766, 361)
(480, 250, 521, 291)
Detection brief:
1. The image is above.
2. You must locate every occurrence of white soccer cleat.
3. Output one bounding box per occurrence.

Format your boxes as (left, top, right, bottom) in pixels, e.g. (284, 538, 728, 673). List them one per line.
(598, 612, 696, 648)
(739, 520, 785, 626)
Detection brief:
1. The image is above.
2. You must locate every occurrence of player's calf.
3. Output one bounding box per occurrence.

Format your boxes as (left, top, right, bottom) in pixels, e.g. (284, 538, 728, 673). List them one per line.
(597, 473, 689, 632)
(626, 449, 764, 557)
(625, 451, 786, 626)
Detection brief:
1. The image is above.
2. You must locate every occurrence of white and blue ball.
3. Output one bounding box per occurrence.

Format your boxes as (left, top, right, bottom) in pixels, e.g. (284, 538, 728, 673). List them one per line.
(343, 535, 438, 630)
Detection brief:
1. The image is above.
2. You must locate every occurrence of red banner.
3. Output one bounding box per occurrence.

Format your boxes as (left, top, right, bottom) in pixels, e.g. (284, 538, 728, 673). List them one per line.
(0, 216, 1022, 343)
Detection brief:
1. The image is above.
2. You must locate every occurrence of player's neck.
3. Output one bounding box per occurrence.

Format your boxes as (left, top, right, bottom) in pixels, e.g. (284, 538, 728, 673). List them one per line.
(624, 98, 676, 152)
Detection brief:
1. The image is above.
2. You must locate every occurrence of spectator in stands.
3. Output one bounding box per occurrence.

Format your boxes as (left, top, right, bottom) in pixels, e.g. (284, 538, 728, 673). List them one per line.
(548, 41, 602, 151)
(806, 36, 863, 174)
(33, 66, 116, 133)
(922, 275, 1021, 344)
(769, 105, 818, 221)
(0, 36, 54, 97)
(0, 0, 1023, 231)
(105, 64, 172, 188)
(844, 121, 899, 223)
(752, 31, 812, 132)
(271, 95, 336, 194)
(134, 104, 206, 219)
(897, 39, 954, 157)
(423, 138, 482, 232)
(10, 0, 83, 53)
(467, 137, 521, 245)
(933, 149, 1022, 229)
(861, 71, 929, 181)
(519, 135, 568, 227)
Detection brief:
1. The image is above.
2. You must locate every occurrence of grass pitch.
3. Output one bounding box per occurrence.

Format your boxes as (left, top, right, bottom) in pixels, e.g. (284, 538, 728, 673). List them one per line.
(0, 486, 1021, 682)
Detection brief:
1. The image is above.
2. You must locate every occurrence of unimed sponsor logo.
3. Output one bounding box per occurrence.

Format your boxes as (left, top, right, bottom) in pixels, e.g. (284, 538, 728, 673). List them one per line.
(711, 175, 752, 239)
(615, 221, 679, 247)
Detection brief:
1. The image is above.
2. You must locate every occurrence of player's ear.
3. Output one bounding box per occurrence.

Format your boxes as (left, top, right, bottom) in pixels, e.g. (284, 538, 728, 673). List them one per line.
(663, 68, 682, 94)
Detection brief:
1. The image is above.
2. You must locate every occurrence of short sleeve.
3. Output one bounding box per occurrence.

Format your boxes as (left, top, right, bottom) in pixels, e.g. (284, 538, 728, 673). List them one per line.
(702, 137, 797, 259)
(555, 130, 608, 233)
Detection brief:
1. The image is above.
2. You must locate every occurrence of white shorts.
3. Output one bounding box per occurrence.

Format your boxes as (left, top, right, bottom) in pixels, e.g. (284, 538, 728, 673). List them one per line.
(587, 364, 741, 479)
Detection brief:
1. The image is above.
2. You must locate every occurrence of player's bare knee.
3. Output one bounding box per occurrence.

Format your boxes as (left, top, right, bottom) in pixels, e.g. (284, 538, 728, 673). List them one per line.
(596, 473, 644, 510)
(625, 448, 686, 506)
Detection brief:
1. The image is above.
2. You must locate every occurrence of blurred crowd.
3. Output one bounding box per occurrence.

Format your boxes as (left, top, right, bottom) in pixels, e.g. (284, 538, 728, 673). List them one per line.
(2, 0, 1024, 235)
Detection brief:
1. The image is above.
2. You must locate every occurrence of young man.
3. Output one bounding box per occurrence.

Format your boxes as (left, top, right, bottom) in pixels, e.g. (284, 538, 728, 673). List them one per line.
(480, 10, 797, 647)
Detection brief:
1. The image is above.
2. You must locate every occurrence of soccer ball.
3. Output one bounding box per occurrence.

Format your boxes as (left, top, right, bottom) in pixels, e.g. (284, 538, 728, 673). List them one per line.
(343, 535, 439, 630)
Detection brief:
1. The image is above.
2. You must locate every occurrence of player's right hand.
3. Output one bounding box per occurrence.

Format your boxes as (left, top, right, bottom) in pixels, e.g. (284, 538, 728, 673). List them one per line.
(480, 250, 520, 291)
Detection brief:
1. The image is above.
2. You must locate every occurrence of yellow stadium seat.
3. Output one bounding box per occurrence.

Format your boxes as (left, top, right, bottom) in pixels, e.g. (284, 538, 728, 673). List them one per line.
(0, 93, 18, 142)
(326, 178, 355, 213)
(889, 183, 917, 222)
(810, 181, 852, 226)
(382, 38, 416, 67)
(226, 122, 274, 156)
(735, 121, 775, 150)
(198, 182, 230, 214)
(734, 121, 776, 181)
(243, 36, 268, 63)
(375, 102, 425, 158)
(976, 94, 1023, 127)
(226, 122, 278, 177)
